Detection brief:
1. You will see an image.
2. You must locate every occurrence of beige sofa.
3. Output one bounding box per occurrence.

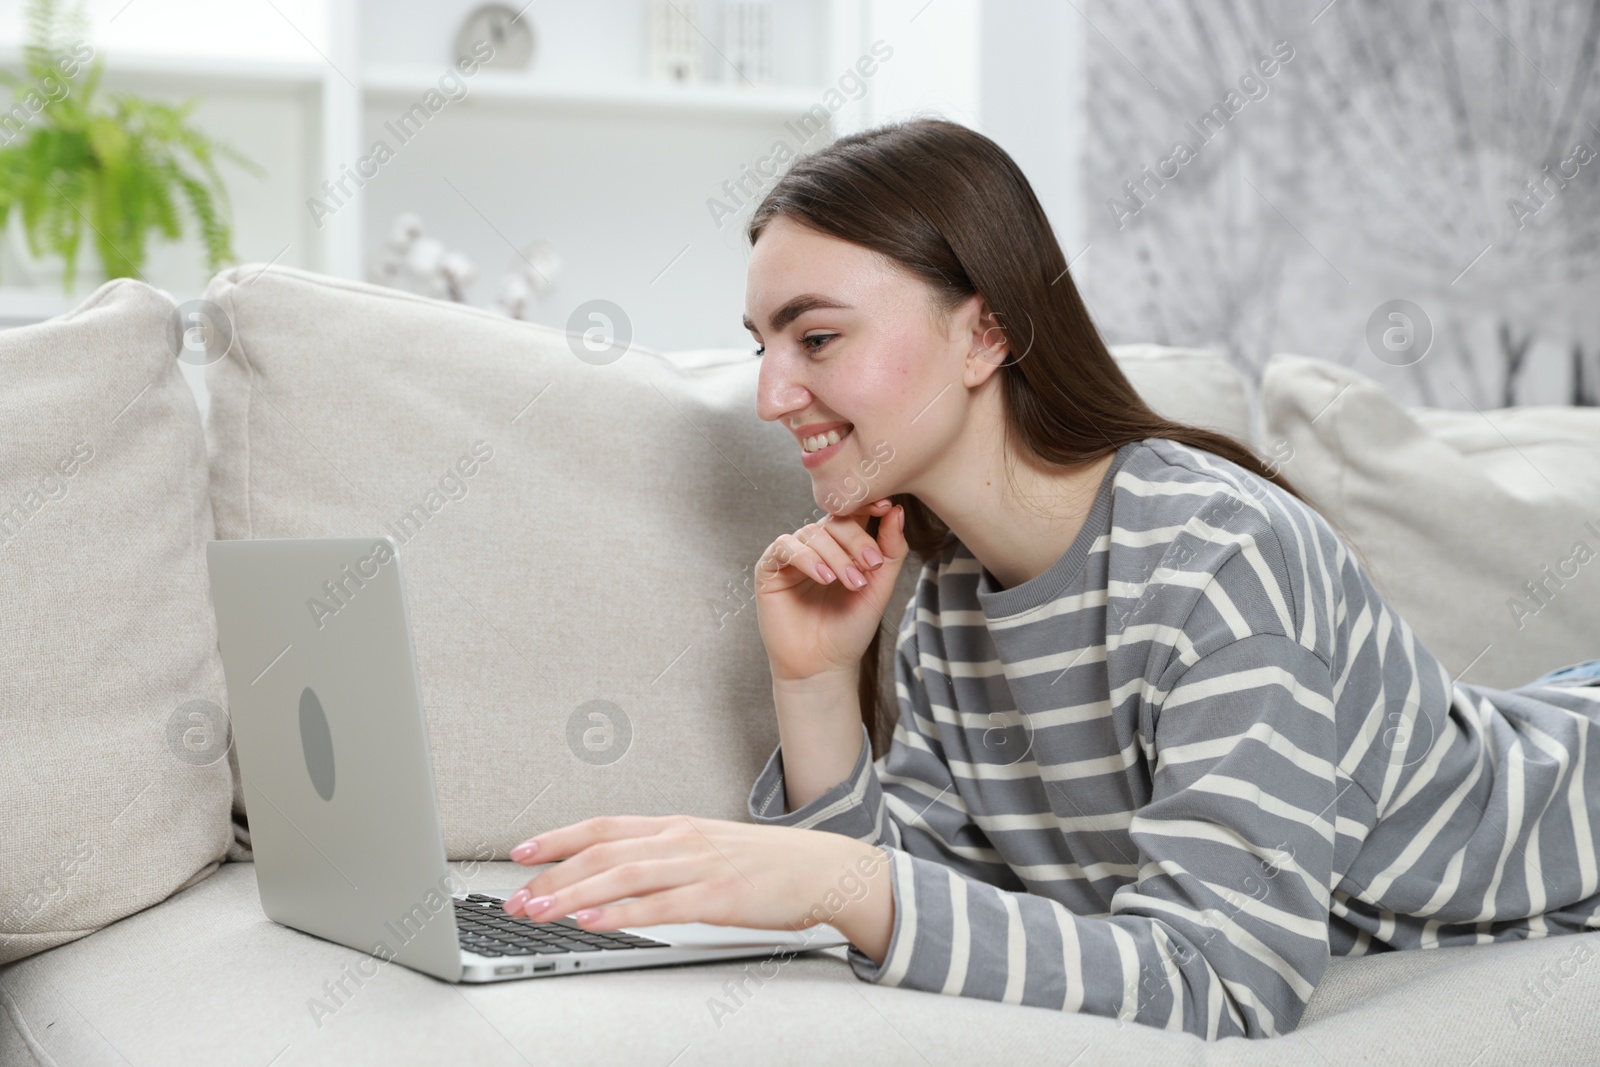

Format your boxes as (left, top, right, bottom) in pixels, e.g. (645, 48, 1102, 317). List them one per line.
(3, 266, 1599, 1066)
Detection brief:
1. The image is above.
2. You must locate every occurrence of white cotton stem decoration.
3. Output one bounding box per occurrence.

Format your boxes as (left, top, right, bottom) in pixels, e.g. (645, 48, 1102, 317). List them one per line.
(372, 213, 479, 304)
(496, 239, 561, 320)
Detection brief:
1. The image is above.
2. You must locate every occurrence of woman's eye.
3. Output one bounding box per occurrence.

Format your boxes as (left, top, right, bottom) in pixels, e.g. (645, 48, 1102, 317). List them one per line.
(752, 335, 833, 358)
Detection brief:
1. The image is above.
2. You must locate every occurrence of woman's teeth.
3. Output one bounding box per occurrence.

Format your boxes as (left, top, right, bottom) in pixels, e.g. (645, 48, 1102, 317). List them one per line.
(803, 427, 850, 453)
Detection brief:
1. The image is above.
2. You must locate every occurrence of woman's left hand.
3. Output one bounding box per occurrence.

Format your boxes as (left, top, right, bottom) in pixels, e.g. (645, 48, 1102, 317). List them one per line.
(500, 815, 894, 963)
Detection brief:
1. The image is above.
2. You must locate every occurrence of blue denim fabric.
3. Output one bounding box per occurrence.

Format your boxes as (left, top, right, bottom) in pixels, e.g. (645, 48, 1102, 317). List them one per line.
(1528, 658, 1600, 687)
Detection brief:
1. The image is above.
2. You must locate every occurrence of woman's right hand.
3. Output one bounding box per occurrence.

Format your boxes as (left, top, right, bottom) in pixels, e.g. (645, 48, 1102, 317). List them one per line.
(754, 498, 908, 684)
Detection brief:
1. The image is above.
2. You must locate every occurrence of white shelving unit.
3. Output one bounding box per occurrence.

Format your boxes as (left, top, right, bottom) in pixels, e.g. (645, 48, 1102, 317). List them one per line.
(0, 0, 869, 330)
(328, 0, 861, 287)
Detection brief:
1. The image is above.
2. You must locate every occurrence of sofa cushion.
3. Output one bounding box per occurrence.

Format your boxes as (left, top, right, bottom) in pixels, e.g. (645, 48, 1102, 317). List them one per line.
(0, 279, 234, 965)
(1261, 352, 1600, 689)
(4, 859, 1597, 1065)
(202, 265, 840, 860)
(1108, 342, 1255, 445)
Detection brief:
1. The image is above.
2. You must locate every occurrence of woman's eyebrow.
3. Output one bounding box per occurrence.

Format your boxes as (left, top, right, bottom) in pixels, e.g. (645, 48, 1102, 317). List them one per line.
(742, 294, 853, 334)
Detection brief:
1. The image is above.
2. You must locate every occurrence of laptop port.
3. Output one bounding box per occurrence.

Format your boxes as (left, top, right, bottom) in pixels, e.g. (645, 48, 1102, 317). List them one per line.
(532, 962, 556, 972)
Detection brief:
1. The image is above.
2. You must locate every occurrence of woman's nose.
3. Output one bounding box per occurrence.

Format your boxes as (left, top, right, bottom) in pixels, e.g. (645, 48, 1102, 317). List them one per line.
(755, 355, 809, 424)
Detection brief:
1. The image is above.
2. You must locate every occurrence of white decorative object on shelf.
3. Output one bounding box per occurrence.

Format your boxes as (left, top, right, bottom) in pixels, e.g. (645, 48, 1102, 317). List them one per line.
(373, 213, 478, 303)
(719, 0, 772, 86)
(646, 0, 702, 85)
(455, 3, 537, 70)
(496, 240, 561, 321)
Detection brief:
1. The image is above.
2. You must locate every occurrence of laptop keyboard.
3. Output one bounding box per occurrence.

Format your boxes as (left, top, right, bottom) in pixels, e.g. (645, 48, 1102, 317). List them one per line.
(455, 894, 670, 957)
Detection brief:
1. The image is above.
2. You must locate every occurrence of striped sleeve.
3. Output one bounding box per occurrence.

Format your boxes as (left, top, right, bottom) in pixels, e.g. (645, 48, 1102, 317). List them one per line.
(747, 604, 1023, 889)
(748, 614, 1345, 1039)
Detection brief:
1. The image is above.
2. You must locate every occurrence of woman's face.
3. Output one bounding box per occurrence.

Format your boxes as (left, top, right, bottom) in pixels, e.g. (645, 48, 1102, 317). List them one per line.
(745, 215, 988, 515)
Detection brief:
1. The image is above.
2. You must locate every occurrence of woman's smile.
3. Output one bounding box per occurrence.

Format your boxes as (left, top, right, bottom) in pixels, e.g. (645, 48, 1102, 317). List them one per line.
(800, 423, 853, 466)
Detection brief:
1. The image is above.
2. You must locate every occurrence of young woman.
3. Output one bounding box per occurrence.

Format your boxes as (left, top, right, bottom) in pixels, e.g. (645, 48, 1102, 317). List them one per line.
(500, 118, 1600, 1040)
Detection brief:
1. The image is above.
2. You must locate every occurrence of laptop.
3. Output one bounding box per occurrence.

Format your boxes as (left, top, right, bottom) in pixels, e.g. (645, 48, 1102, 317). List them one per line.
(205, 535, 848, 983)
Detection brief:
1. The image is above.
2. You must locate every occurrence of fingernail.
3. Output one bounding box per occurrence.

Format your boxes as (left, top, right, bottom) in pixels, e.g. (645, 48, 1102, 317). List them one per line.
(510, 840, 539, 862)
(504, 889, 530, 914)
(874, 498, 890, 508)
(817, 564, 836, 584)
(525, 895, 556, 915)
(862, 545, 883, 568)
(574, 909, 601, 924)
(846, 566, 866, 588)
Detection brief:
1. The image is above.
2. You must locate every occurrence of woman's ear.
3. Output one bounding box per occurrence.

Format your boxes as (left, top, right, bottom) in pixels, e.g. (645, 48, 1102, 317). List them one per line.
(963, 296, 1010, 385)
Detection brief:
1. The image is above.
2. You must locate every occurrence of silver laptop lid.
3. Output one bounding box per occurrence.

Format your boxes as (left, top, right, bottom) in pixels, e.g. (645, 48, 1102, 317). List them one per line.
(207, 536, 463, 982)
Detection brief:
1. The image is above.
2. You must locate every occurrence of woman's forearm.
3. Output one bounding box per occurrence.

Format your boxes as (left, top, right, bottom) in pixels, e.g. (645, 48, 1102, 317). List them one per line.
(771, 667, 866, 811)
(821, 838, 896, 966)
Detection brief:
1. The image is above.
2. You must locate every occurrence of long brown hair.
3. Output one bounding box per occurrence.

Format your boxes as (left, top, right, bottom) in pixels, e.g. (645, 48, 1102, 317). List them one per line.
(748, 117, 1319, 761)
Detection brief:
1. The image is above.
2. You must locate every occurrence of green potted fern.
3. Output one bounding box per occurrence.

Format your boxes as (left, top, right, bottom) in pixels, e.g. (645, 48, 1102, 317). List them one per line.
(0, 0, 262, 291)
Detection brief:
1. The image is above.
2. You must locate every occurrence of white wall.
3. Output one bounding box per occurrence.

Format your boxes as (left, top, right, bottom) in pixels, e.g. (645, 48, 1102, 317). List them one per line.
(863, 0, 982, 127)
(978, 0, 1086, 267)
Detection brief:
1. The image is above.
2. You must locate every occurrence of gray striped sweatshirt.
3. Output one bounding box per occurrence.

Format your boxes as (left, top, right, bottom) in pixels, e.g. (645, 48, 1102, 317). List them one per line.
(746, 437, 1600, 1039)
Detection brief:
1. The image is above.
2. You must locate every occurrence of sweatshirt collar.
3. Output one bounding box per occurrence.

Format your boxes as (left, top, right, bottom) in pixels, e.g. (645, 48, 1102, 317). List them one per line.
(971, 440, 1140, 621)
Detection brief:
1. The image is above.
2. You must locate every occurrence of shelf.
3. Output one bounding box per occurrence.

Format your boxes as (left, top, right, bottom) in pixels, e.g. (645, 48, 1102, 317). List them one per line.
(0, 47, 324, 92)
(362, 63, 824, 119)
(0, 285, 93, 328)
(0, 50, 824, 116)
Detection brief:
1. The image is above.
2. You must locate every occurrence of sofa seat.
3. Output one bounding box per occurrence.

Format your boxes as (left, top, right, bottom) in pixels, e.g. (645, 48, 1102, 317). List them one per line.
(5, 860, 1598, 1066)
